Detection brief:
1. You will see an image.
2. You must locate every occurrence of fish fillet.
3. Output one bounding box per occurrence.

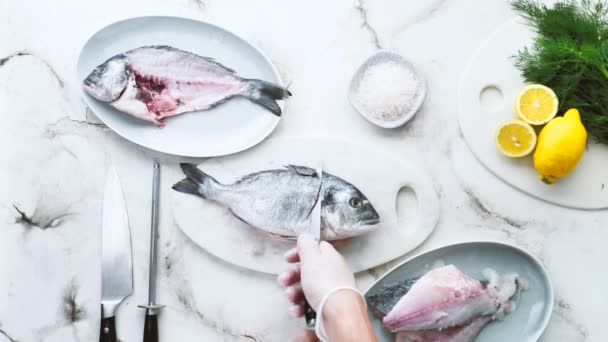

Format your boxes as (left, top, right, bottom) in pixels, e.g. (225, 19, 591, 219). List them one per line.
(383, 265, 518, 332)
(394, 316, 492, 342)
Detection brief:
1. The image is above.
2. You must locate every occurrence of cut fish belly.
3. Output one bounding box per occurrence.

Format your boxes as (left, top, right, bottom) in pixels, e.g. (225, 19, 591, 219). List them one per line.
(394, 316, 492, 342)
(383, 265, 519, 332)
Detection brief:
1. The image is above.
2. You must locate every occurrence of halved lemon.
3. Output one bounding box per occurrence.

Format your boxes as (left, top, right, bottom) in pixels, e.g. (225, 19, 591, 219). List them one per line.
(515, 84, 558, 125)
(495, 119, 537, 157)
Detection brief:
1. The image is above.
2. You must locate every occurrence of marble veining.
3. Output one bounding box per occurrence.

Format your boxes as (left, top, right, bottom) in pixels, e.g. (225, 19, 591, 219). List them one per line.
(462, 187, 528, 230)
(0, 52, 65, 90)
(354, 0, 383, 49)
(1, 0, 607, 341)
(0, 325, 18, 342)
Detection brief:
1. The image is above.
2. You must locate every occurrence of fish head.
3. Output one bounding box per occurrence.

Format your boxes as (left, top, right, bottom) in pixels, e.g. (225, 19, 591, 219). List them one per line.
(322, 176, 380, 239)
(83, 55, 130, 102)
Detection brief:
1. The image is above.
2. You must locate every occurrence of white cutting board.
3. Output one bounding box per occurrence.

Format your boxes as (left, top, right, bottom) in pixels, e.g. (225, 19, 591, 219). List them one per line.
(458, 18, 608, 209)
(170, 137, 439, 274)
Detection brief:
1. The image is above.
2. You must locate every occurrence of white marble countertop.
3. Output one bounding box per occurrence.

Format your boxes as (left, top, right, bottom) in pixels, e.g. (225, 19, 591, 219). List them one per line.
(1, 0, 606, 341)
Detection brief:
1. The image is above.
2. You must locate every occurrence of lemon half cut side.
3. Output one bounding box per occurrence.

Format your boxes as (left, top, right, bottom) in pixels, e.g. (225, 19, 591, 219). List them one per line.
(515, 84, 559, 125)
(495, 119, 537, 158)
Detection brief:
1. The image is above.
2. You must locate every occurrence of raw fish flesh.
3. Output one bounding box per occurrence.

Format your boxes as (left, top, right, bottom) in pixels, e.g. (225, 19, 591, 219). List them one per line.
(83, 46, 291, 127)
(367, 278, 489, 319)
(383, 265, 519, 332)
(394, 316, 492, 342)
(172, 163, 380, 240)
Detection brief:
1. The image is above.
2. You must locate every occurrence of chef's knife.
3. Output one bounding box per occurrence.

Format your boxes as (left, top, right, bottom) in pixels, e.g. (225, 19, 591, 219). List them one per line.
(311, 165, 322, 243)
(304, 164, 323, 328)
(100, 167, 133, 342)
(139, 162, 165, 342)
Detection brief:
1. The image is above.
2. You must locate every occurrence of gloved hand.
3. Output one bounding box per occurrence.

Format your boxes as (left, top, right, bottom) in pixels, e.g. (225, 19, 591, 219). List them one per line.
(278, 233, 357, 317)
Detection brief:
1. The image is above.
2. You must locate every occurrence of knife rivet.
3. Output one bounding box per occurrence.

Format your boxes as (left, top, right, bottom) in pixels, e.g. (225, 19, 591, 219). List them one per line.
(104, 327, 109, 334)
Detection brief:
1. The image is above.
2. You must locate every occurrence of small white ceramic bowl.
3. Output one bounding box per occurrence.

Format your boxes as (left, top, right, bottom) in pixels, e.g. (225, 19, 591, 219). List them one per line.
(349, 50, 427, 129)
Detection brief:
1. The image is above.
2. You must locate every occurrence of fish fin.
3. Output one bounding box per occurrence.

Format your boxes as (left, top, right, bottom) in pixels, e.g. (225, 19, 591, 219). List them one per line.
(229, 211, 296, 241)
(147, 45, 175, 51)
(229, 209, 251, 225)
(176, 163, 219, 199)
(201, 56, 236, 73)
(139, 46, 238, 73)
(233, 170, 268, 184)
(268, 232, 297, 241)
(172, 178, 200, 196)
(286, 165, 322, 221)
(285, 165, 317, 177)
(244, 79, 292, 116)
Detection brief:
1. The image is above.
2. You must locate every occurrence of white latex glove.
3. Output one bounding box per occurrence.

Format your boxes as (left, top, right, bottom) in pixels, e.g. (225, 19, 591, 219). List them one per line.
(278, 233, 357, 316)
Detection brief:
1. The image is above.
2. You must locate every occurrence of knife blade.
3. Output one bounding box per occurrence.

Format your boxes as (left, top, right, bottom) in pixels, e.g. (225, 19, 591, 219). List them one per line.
(310, 164, 322, 242)
(139, 161, 165, 342)
(304, 163, 323, 328)
(100, 167, 133, 342)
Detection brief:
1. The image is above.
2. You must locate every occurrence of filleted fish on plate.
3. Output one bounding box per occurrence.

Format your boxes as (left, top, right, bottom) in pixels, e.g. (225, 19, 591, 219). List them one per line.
(83, 45, 291, 127)
(367, 265, 525, 342)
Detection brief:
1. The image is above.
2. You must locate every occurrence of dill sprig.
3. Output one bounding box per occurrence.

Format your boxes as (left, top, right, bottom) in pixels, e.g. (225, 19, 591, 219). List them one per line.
(512, 0, 608, 143)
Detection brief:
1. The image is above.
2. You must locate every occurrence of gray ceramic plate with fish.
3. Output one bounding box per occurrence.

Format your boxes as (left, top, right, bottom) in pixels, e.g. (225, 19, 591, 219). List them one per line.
(365, 241, 553, 342)
(77, 16, 285, 157)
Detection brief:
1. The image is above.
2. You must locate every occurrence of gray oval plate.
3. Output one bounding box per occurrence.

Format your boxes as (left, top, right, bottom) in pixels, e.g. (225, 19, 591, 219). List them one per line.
(365, 241, 553, 342)
(77, 16, 284, 157)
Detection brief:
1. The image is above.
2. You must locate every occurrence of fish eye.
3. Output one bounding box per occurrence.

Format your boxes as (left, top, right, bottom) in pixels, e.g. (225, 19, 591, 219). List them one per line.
(349, 198, 363, 209)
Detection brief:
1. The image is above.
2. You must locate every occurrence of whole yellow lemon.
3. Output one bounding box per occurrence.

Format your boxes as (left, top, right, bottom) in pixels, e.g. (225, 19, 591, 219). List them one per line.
(533, 108, 587, 184)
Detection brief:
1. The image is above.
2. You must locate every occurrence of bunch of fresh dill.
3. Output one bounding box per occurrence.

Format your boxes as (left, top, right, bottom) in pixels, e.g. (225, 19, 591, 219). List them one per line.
(512, 0, 608, 143)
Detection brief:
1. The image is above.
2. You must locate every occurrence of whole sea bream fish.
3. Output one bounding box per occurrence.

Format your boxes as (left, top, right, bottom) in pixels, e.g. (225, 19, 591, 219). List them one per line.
(83, 46, 291, 127)
(172, 163, 381, 240)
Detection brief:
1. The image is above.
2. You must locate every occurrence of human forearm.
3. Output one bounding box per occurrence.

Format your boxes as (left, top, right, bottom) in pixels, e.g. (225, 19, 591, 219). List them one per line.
(279, 235, 378, 341)
(323, 290, 377, 342)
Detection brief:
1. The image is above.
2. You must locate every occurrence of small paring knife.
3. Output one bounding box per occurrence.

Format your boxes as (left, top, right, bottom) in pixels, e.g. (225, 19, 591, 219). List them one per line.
(139, 161, 165, 342)
(304, 163, 323, 328)
(100, 167, 133, 342)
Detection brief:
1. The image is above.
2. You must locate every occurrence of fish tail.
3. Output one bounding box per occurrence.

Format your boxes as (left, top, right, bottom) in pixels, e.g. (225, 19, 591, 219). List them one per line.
(244, 79, 292, 116)
(172, 163, 219, 199)
(171, 178, 200, 196)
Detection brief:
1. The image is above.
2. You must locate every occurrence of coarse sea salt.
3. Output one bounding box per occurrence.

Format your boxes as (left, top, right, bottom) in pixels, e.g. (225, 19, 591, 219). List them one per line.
(357, 61, 420, 121)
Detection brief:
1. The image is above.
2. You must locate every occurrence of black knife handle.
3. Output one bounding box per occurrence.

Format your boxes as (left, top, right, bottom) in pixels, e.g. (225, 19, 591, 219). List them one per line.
(143, 310, 159, 342)
(304, 299, 316, 328)
(99, 315, 117, 342)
